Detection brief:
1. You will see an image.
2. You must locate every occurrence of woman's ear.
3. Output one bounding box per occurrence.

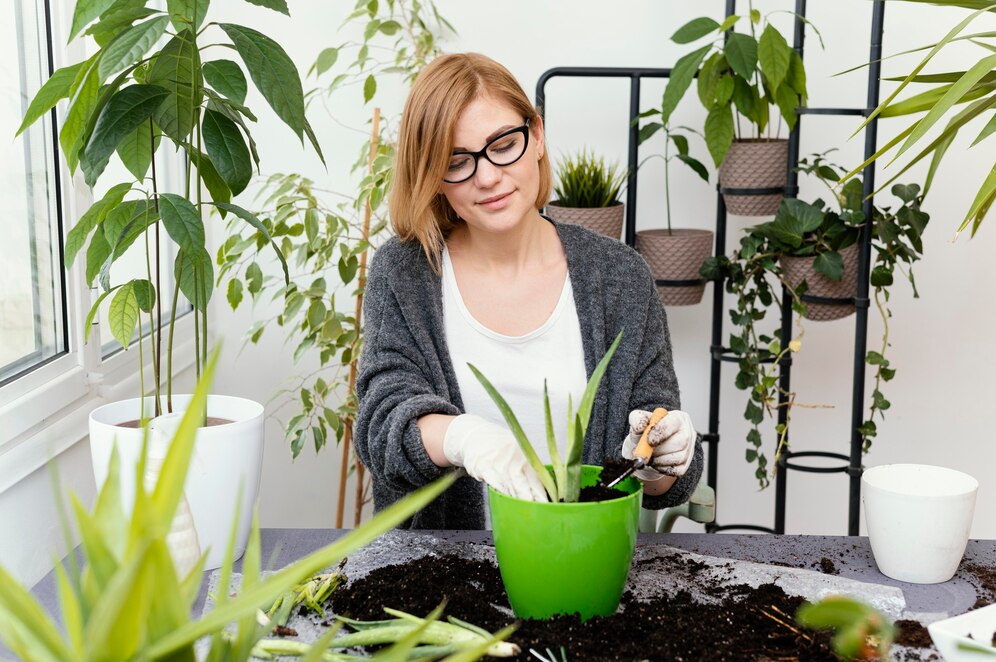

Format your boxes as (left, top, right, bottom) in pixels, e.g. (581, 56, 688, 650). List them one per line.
(532, 114, 546, 160)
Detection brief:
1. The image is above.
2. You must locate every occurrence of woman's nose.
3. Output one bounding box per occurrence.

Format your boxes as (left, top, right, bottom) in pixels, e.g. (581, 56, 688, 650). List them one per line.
(474, 157, 502, 187)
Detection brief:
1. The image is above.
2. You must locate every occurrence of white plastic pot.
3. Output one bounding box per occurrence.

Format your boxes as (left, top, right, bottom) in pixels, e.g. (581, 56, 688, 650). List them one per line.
(89, 394, 265, 570)
(862, 464, 978, 584)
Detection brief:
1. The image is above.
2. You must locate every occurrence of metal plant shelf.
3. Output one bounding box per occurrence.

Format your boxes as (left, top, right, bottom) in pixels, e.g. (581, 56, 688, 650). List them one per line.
(536, 0, 888, 536)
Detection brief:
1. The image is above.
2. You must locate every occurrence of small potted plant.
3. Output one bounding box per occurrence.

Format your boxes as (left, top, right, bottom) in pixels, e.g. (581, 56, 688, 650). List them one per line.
(661, 11, 808, 215)
(545, 149, 627, 239)
(699, 155, 928, 485)
(468, 331, 642, 621)
(633, 119, 714, 305)
(17, 0, 320, 568)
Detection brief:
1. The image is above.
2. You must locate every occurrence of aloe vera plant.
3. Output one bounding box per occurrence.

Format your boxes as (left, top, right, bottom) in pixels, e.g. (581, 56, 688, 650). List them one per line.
(467, 330, 624, 503)
(0, 349, 458, 661)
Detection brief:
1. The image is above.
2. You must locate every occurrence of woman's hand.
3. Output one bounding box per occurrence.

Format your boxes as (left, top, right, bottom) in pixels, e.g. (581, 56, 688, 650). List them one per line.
(622, 409, 697, 481)
(443, 414, 549, 501)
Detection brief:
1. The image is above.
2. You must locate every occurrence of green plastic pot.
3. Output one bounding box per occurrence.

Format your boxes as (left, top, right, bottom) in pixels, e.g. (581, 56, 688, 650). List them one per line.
(488, 464, 642, 620)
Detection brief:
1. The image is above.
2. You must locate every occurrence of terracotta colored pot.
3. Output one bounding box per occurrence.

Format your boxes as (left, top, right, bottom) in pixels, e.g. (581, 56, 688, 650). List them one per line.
(719, 139, 788, 216)
(780, 243, 859, 321)
(545, 201, 624, 240)
(636, 228, 715, 306)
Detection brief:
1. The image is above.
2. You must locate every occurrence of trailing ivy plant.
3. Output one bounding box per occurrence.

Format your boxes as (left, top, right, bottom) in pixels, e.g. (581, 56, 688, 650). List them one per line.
(17, 0, 322, 419)
(217, 0, 453, 460)
(700, 155, 928, 486)
(660, 5, 815, 166)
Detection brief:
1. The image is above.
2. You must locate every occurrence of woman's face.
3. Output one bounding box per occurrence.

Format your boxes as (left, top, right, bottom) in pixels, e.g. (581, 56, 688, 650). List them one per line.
(438, 94, 545, 235)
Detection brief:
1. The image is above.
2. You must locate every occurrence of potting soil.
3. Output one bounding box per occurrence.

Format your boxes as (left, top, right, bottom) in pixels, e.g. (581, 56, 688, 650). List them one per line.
(206, 531, 942, 660)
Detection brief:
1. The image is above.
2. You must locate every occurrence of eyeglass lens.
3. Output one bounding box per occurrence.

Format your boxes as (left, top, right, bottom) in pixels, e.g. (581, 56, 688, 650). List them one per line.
(444, 126, 528, 183)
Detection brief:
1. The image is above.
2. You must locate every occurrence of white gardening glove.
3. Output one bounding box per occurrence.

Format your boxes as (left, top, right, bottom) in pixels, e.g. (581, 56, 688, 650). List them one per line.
(443, 414, 548, 502)
(621, 409, 696, 481)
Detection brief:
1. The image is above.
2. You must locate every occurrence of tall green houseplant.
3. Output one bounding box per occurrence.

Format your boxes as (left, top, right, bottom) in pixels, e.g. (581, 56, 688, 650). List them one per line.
(17, 0, 321, 418)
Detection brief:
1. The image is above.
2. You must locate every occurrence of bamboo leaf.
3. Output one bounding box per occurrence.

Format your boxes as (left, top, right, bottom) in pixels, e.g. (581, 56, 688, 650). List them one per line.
(16, 61, 85, 136)
(960, 165, 996, 232)
(671, 17, 720, 44)
(972, 110, 996, 146)
(98, 15, 169, 80)
(220, 23, 305, 139)
(202, 108, 252, 195)
(81, 84, 169, 187)
(661, 45, 711, 124)
(108, 280, 140, 348)
(203, 59, 248, 105)
(467, 363, 558, 501)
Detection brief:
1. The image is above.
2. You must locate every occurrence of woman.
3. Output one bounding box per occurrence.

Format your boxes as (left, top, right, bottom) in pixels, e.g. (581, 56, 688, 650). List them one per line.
(355, 52, 703, 529)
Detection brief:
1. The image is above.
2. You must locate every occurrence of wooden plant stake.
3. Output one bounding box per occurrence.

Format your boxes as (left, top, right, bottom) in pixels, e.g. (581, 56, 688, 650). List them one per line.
(336, 107, 381, 528)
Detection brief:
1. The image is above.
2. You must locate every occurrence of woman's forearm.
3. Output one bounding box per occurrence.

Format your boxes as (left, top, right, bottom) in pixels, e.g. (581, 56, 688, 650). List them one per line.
(418, 413, 457, 467)
(641, 473, 678, 496)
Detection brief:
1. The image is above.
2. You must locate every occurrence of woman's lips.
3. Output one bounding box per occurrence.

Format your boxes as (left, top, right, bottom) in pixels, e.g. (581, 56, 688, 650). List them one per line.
(477, 191, 513, 210)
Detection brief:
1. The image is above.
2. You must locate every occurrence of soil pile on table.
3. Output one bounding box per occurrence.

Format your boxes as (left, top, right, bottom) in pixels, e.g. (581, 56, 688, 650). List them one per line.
(331, 554, 841, 661)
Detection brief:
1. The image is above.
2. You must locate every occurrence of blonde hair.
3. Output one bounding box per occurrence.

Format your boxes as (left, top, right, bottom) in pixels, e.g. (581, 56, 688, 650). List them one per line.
(390, 52, 552, 270)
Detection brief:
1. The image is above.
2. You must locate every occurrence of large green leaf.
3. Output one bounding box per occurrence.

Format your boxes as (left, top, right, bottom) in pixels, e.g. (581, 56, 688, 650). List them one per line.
(186, 144, 232, 207)
(242, 0, 290, 14)
(108, 280, 140, 348)
(98, 15, 169, 81)
(158, 192, 205, 252)
(814, 251, 844, 281)
(85, 2, 159, 47)
(202, 59, 248, 105)
(81, 84, 169, 187)
(60, 59, 100, 172)
(70, 0, 119, 40)
(116, 119, 161, 181)
(103, 199, 142, 247)
(758, 24, 791, 90)
(704, 103, 734, 166)
(175, 247, 214, 311)
(212, 202, 290, 284)
(724, 32, 758, 81)
(671, 16, 720, 44)
(112, 202, 160, 259)
(204, 91, 260, 169)
(304, 116, 326, 166)
(148, 29, 202, 142)
(661, 44, 711, 124)
(202, 108, 252, 195)
(167, 0, 210, 31)
(220, 23, 305, 139)
(65, 182, 130, 269)
(85, 228, 111, 287)
(16, 61, 85, 136)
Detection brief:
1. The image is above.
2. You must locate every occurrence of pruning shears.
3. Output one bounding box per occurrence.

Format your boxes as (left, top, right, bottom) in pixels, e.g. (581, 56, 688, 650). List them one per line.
(606, 407, 668, 489)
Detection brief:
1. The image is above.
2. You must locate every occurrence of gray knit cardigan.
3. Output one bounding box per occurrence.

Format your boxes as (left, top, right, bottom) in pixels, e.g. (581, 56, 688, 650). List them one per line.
(354, 218, 704, 529)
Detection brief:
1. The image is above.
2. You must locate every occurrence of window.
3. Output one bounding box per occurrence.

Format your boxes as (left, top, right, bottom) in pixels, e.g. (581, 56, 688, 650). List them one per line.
(1, 0, 66, 386)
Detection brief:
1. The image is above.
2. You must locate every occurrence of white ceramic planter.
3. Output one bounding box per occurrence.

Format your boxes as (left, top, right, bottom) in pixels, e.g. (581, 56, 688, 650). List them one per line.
(89, 394, 265, 570)
(863, 464, 978, 584)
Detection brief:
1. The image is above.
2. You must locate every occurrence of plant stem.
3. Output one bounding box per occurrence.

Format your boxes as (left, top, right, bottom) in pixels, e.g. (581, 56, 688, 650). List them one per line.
(664, 126, 673, 235)
(143, 192, 161, 417)
(150, 119, 162, 416)
(167, 275, 181, 412)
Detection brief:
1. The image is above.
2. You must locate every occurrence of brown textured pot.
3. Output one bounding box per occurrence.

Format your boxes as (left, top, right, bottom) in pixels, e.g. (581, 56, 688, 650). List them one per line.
(545, 201, 624, 241)
(719, 139, 788, 216)
(780, 243, 859, 321)
(635, 228, 715, 306)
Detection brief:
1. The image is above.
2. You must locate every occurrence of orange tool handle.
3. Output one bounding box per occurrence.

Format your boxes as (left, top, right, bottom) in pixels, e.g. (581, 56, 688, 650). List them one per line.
(634, 408, 668, 462)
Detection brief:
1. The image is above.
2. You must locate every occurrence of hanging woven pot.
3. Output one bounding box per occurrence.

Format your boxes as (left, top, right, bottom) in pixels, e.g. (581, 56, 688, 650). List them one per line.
(719, 139, 789, 216)
(780, 243, 860, 321)
(545, 201, 624, 241)
(635, 228, 715, 306)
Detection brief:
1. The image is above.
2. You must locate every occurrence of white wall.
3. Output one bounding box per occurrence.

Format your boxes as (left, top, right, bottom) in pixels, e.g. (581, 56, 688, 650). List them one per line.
(207, 0, 996, 538)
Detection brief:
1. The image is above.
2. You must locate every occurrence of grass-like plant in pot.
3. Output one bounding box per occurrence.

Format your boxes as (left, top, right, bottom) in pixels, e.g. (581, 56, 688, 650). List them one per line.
(633, 118, 714, 306)
(661, 9, 810, 215)
(545, 149, 627, 240)
(699, 154, 928, 486)
(467, 331, 642, 621)
(16, 0, 321, 568)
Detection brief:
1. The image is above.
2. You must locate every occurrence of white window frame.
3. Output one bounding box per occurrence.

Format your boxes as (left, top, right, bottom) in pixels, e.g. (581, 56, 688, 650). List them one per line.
(0, 0, 197, 495)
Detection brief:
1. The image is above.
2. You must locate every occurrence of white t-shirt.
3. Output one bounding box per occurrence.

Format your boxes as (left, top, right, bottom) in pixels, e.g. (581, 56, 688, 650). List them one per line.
(441, 245, 588, 466)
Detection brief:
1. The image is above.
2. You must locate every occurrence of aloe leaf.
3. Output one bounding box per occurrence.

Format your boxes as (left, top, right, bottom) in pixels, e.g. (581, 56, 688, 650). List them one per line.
(0, 564, 73, 661)
(543, 381, 564, 501)
(894, 53, 996, 160)
(564, 412, 585, 503)
(82, 543, 153, 660)
(53, 562, 84, 658)
(146, 472, 460, 658)
(466, 363, 558, 501)
(91, 445, 128, 560)
(576, 330, 624, 434)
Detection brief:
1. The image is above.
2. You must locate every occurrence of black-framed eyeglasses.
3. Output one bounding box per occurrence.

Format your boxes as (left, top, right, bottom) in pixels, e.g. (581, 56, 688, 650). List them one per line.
(443, 118, 531, 184)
